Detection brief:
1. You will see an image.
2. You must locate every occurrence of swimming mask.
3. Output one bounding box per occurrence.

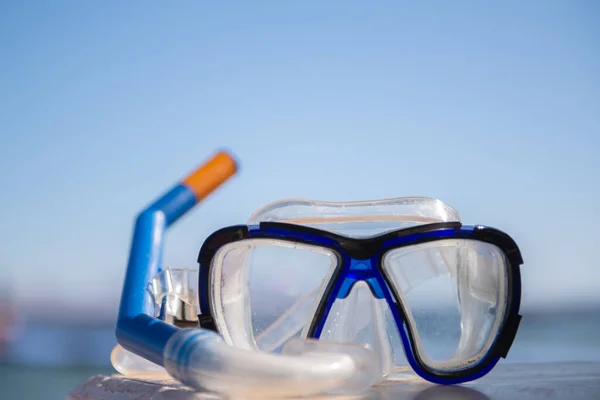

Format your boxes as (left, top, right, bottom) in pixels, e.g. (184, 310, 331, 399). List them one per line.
(113, 150, 523, 398)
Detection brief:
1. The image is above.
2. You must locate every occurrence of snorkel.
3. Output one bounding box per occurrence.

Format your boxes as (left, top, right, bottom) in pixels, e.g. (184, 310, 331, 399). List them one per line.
(114, 150, 381, 398)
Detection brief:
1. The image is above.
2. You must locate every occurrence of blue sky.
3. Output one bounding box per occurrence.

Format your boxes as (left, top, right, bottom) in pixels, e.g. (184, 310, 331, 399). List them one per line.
(1, 1, 598, 319)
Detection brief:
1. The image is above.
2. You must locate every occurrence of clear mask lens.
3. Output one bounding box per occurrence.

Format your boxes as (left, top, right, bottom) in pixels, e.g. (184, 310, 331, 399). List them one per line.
(210, 239, 338, 352)
(382, 239, 509, 372)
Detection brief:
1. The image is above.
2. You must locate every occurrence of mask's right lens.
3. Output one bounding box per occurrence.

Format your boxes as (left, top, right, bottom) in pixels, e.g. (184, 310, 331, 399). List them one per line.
(382, 239, 509, 373)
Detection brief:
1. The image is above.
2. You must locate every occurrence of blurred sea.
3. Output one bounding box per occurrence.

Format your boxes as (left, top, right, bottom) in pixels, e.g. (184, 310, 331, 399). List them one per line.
(1, 308, 599, 400)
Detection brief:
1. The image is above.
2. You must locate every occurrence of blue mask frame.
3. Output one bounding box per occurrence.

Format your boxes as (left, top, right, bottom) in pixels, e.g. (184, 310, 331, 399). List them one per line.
(197, 221, 523, 385)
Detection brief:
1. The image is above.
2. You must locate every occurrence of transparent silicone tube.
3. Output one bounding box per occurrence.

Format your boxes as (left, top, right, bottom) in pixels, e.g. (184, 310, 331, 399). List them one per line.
(163, 328, 381, 398)
(111, 344, 168, 377)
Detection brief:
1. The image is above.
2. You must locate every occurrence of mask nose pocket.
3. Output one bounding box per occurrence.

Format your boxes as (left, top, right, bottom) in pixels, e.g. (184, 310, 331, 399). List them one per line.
(318, 281, 400, 378)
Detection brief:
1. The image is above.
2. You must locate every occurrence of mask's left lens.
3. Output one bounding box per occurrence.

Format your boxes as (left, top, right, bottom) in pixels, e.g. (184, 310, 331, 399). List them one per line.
(382, 239, 509, 373)
(210, 239, 338, 352)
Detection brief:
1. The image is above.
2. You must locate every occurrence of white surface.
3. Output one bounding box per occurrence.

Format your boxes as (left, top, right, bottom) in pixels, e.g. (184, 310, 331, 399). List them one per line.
(67, 362, 600, 400)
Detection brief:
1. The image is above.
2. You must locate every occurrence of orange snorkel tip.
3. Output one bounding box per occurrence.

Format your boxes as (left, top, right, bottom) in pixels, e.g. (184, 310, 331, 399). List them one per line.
(182, 150, 239, 202)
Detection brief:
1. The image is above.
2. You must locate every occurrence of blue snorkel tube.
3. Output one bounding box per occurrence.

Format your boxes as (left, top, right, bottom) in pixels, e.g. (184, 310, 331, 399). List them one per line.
(114, 150, 380, 398)
(116, 150, 238, 364)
